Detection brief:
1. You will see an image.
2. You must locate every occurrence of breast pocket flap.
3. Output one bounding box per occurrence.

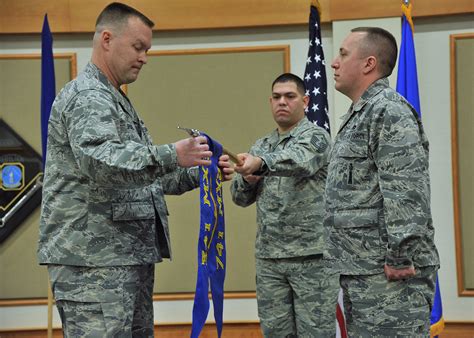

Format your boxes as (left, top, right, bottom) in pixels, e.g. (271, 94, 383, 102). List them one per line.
(333, 209, 379, 228)
(112, 201, 155, 221)
(338, 144, 368, 158)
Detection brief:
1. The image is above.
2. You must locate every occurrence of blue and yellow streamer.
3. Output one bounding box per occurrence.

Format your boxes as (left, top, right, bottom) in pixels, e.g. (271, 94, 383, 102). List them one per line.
(191, 134, 226, 338)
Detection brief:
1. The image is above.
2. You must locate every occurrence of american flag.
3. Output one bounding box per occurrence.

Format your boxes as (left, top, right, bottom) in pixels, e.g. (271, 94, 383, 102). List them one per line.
(303, 2, 330, 133)
(304, 2, 346, 337)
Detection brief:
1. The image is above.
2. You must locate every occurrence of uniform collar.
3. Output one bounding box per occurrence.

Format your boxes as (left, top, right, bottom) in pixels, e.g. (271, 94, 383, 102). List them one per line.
(85, 62, 133, 109)
(353, 77, 389, 112)
(337, 78, 389, 133)
(265, 117, 309, 144)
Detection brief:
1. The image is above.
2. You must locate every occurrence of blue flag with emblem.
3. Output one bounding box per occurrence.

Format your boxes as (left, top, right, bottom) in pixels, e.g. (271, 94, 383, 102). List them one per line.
(191, 134, 226, 338)
(396, 3, 420, 116)
(396, 3, 444, 337)
(41, 14, 56, 168)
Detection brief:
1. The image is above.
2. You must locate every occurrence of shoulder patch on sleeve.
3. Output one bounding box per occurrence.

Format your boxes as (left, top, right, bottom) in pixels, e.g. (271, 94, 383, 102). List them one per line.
(310, 134, 328, 153)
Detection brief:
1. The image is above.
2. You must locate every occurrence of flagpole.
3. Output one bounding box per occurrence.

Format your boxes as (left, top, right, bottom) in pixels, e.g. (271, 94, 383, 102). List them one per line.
(47, 280, 53, 338)
(41, 13, 56, 338)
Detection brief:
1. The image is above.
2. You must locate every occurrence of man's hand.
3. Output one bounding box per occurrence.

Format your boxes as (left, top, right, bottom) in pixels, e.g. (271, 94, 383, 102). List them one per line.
(218, 154, 234, 181)
(234, 153, 263, 177)
(243, 175, 262, 185)
(384, 264, 416, 281)
(174, 136, 212, 167)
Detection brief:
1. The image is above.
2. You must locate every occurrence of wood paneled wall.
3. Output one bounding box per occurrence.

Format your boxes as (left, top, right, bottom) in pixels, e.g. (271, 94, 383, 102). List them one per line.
(0, 0, 472, 34)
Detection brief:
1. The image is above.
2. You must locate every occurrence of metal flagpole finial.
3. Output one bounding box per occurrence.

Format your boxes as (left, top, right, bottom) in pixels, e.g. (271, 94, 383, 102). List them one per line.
(177, 125, 201, 137)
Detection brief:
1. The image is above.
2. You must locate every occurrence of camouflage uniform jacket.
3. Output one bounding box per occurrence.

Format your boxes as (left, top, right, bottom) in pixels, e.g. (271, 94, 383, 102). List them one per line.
(324, 78, 439, 275)
(38, 62, 199, 267)
(231, 118, 331, 258)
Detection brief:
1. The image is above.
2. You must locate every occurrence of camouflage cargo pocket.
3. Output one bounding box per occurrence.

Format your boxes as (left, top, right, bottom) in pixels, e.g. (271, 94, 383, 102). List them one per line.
(54, 281, 123, 303)
(53, 281, 133, 337)
(333, 208, 383, 258)
(111, 201, 156, 249)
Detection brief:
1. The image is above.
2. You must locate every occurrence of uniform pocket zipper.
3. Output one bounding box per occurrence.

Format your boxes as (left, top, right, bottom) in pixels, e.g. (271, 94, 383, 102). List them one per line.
(348, 163, 353, 185)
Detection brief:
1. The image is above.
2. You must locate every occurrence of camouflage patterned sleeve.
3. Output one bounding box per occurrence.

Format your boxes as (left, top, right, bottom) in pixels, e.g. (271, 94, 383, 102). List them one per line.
(372, 98, 431, 269)
(259, 128, 331, 177)
(162, 167, 199, 195)
(230, 174, 260, 207)
(65, 90, 177, 185)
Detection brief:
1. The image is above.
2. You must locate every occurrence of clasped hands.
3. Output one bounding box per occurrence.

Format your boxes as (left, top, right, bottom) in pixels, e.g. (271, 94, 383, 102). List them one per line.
(233, 153, 263, 184)
(174, 136, 233, 181)
(384, 264, 416, 281)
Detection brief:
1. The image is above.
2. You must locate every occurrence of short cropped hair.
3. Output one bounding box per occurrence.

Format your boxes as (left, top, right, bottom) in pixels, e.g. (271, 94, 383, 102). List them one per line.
(95, 2, 154, 33)
(272, 73, 306, 96)
(351, 27, 398, 78)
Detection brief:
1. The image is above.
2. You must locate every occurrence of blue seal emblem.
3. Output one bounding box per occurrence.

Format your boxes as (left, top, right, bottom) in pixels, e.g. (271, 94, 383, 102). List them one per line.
(2, 164, 23, 189)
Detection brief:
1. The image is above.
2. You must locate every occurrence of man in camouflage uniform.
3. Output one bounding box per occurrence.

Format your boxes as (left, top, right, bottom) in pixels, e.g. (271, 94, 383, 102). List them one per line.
(37, 3, 232, 337)
(230, 73, 338, 337)
(326, 27, 440, 336)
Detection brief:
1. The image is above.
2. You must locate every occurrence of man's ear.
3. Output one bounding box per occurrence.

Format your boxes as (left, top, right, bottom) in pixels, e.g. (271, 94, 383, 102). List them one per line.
(101, 30, 113, 51)
(363, 55, 377, 75)
(303, 95, 310, 109)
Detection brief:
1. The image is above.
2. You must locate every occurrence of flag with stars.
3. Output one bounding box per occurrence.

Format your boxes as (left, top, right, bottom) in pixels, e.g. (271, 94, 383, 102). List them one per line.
(304, 3, 346, 337)
(303, 0, 330, 133)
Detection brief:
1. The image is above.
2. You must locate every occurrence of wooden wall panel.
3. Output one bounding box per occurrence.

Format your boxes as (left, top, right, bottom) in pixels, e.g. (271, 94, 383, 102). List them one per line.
(0, 0, 318, 34)
(409, 0, 473, 17)
(0, 0, 472, 34)
(329, 0, 474, 21)
(0, 0, 73, 33)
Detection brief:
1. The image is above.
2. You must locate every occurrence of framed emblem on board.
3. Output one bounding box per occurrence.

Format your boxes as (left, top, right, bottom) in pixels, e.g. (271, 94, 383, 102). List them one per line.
(0, 119, 43, 244)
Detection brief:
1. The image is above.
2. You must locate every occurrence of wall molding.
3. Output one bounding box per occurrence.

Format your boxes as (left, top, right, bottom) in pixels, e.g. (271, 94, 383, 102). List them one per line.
(450, 32, 474, 297)
(0, 321, 473, 337)
(0, 53, 77, 78)
(0, 291, 256, 307)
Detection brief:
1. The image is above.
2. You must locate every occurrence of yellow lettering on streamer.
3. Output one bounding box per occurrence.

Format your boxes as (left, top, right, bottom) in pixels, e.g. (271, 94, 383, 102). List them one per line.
(216, 242, 224, 256)
(216, 256, 224, 269)
(216, 170, 223, 215)
(202, 167, 211, 207)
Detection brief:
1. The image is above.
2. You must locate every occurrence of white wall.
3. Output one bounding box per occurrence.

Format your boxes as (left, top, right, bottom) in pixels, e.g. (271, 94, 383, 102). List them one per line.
(1, 13, 473, 330)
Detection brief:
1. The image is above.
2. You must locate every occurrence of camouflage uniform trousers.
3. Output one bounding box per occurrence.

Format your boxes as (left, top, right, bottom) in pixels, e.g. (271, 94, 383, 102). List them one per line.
(256, 254, 339, 338)
(48, 264, 155, 338)
(340, 265, 438, 337)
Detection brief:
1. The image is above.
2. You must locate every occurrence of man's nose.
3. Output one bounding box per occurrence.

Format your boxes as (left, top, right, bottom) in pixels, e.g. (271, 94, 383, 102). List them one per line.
(139, 52, 147, 64)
